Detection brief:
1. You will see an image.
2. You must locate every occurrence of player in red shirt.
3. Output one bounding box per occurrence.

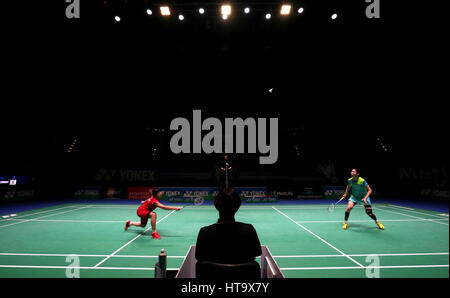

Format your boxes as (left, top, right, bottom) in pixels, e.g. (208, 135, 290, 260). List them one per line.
(125, 188, 182, 239)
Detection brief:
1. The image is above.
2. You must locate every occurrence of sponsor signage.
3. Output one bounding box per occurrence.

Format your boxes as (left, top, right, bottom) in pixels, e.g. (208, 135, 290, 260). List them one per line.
(126, 187, 155, 200)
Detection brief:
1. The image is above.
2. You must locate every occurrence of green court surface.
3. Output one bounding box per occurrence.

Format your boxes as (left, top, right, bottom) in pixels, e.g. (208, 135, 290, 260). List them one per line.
(0, 203, 448, 278)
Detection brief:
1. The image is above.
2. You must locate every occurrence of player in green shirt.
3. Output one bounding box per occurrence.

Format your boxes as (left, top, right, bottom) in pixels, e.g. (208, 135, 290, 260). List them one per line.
(340, 169, 384, 230)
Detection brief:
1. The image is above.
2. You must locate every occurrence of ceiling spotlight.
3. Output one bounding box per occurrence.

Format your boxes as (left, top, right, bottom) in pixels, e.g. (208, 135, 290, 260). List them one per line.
(297, 7, 304, 14)
(199, 8, 205, 14)
(331, 13, 338, 20)
(265, 13, 271, 20)
(280, 4, 291, 15)
(114, 15, 121, 22)
(222, 14, 228, 20)
(244, 7, 250, 14)
(178, 14, 184, 21)
(160, 6, 171, 16)
(221, 5, 231, 16)
(146, 9, 152, 15)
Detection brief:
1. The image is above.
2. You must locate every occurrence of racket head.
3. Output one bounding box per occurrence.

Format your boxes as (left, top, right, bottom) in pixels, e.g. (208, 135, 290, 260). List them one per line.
(327, 203, 335, 212)
(193, 196, 204, 206)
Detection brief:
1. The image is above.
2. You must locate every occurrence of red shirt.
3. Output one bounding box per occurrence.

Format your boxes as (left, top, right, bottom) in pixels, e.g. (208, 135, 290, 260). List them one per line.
(139, 196, 160, 213)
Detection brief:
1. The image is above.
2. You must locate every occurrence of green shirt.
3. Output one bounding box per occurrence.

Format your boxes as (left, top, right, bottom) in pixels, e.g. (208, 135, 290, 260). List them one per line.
(348, 177, 369, 199)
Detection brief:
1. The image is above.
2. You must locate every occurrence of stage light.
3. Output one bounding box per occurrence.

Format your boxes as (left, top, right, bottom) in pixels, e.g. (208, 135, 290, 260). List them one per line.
(331, 13, 338, 20)
(222, 14, 228, 20)
(244, 7, 250, 14)
(199, 8, 205, 14)
(160, 6, 171, 16)
(114, 15, 121, 22)
(297, 7, 304, 14)
(178, 14, 184, 21)
(221, 5, 231, 16)
(146, 9, 152, 15)
(280, 4, 291, 15)
(265, 13, 271, 19)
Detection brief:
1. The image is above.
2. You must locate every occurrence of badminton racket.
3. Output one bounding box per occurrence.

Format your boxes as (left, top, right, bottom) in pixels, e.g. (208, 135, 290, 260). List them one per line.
(181, 196, 204, 209)
(327, 196, 346, 212)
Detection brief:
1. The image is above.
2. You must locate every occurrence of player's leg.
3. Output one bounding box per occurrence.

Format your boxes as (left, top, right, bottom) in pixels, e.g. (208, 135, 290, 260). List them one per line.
(150, 212, 161, 239)
(125, 219, 146, 230)
(343, 199, 355, 230)
(364, 198, 384, 230)
(133, 212, 149, 228)
(150, 212, 157, 232)
(127, 208, 150, 230)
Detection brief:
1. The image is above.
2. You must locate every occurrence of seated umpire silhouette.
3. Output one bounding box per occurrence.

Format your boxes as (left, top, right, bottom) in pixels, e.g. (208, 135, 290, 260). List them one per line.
(195, 188, 262, 278)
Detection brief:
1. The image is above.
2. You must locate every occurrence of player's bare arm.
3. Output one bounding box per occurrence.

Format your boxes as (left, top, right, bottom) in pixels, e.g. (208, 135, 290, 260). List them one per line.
(362, 185, 373, 204)
(155, 202, 182, 211)
(341, 185, 351, 200)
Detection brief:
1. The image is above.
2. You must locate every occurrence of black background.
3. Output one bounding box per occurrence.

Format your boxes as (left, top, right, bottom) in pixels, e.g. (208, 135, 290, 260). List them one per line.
(0, 0, 447, 291)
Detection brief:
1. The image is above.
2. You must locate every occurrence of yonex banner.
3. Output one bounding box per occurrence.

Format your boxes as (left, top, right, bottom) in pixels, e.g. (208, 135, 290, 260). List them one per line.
(126, 187, 155, 200)
(323, 186, 346, 199)
(233, 187, 276, 202)
(160, 187, 269, 202)
(161, 187, 218, 202)
(244, 195, 277, 203)
(74, 186, 101, 199)
(1, 189, 35, 202)
(420, 188, 450, 201)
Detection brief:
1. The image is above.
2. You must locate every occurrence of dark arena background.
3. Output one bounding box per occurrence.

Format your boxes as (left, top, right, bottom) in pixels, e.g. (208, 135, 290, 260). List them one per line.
(0, 0, 448, 295)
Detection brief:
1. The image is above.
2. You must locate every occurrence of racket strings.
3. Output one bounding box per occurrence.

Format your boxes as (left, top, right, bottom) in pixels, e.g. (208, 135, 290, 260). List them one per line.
(328, 203, 335, 212)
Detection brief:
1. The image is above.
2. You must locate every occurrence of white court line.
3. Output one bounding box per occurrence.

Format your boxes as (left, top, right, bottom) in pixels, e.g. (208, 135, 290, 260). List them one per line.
(0, 252, 447, 259)
(385, 204, 415, 211)
(295, 218, 449, 224)
(376, 206, 449, 226)
(0, 264, 447, 271)
(0, 205, 79, 221)
(0, 252, 186, 258)
(381, 205, 450, 220)
(3, 217, 447, 225)
(273, 252, 449, 258)
(5, 219, 125, 224)
(0, 206, 91, 229)
(0, 265, 180, 271)
(93, 210, 177, 268)
(272, 207, 364, 268)
(72, 204, 351, 211)
(280, 264, 449, 270)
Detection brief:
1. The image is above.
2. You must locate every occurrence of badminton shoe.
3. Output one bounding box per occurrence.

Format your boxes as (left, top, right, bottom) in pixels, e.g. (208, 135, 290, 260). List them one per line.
(342, 222, 348, 230)
(152, 232, 162, 239)
(376, 221, 385, 230)
(125, 220, 131, 231)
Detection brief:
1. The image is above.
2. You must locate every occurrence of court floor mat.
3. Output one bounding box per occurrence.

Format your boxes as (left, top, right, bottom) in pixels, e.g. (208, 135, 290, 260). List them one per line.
(0, 202, 448, 278)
